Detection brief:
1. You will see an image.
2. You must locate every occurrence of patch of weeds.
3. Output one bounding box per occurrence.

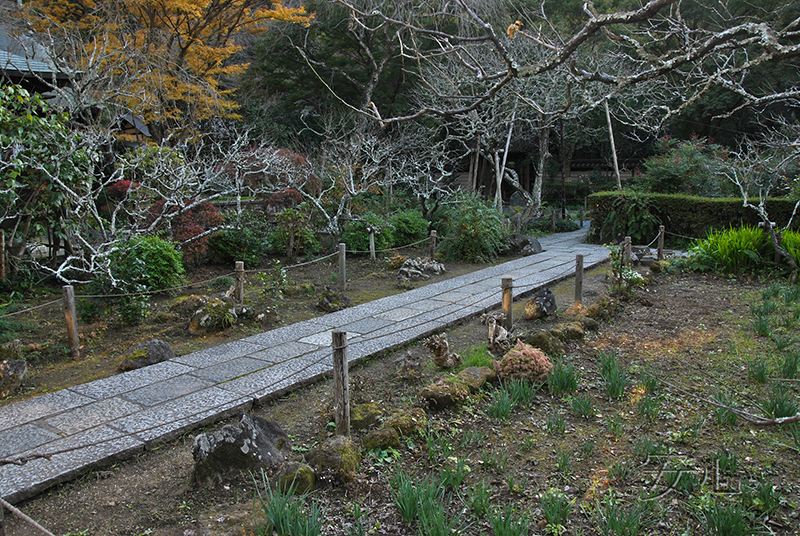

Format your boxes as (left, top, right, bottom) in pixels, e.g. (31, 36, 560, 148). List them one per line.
(606, 458, 634, 482)
(670, 418, 706, 445)
(210, 275, 236, 290)
(713, 390, 740, 426)
(547, 358, 578, 396)
(488, 504, 531, 536)
(390, 470, 419, 524)
(599, 351, 629, 400)
(253, 470, 325, 536)
(568, 394, 595, 419)
(461, 429, 485, 448)
(779, 349, 799, 379)
(632, 436, 667, 461)
(554, 446, 572, 477)
(465, 480, 492, 519)
(516, 435, 536, 454)
(366, 447, 400, 468)
(743, 474, 783, 515)
(781, 284, 800, 304)
(696, 499, 753, 536)
(751, 314, 772, 337)
(712, 448, 739, 476)
(752, 299, 778, 316)
(592, 493, 655, 536)
(747, 356, 770, 383)
(606, 414, 625, 440)
(545, 409, 567, 436)
(486, 386, 515, 421)
(423, 428, 456, 463)
(417, 486, 467, 536)
(663, 458, 700, 495)
(482, 448, 509, 473)
(459, 342, 494, 369)
(759, 381, 799, 419)
(541, 489, 573, 533)
(504, 377, 543, 406)
(771, 332, 794, 351)
(640, 367, 662, 394)
(636, 394, 662, 422)
(439, 457, 469, 490)
(580, 439, 596, 457)
(762, 283, 782, 301)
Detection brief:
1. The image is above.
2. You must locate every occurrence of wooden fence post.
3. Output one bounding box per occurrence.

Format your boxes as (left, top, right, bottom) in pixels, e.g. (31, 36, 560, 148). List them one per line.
(501, 278, 513, 331)
(339, 243, 347, 291)
(657, 225, 665, 261)
(332, 331, 350, 436)
(235, 261, 244, 305)
(428, 230, 437, 259)
(551, 209, 557, 233)
(574, 255, 584, 307)
(624, 236, 632, 266)
(579, 208, 584, 228)
(63, 285, 80, 360)
(368, 229, 376, 260)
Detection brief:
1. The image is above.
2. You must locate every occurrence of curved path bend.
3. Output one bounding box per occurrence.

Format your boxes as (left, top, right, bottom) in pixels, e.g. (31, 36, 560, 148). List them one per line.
(0, 229, 608, 503)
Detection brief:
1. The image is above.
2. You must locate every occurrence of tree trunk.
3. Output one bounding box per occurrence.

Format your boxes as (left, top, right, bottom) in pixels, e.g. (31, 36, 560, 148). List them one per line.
(531, 124, 550, 217)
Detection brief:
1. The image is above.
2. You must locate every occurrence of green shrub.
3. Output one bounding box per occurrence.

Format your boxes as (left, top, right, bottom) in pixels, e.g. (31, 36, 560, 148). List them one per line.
(390, 209, 429, 247)
(782, 229, 800, 268)
(688, 225, 771, 274)
(438, 192, 509, 262)
(340, 212, 393, 254)
(267, 205, 319, 258)
(207, 228, 267, 266)
(597, 190, 661, 244)
(112, 235, 186, 292)
(632, 138, 733, 196)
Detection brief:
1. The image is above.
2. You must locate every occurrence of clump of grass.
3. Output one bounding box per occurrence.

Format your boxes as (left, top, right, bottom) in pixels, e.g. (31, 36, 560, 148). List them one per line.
(633, 436, 666, 461)
(580, 439, 596, 457)
(504, 377, 543, 406)
(548, 358, 578, 396)
(390, 470, 419, 524)
(438, 457, 469, 490)
(486, 386, 515, 422)
(592, 493, 654, 536)
(606, 458, 634, 481)
(568, 394, 595, 419)
(747, 356, 770, 383)
(606, 414, 625, 440)
(712, 448, 739, 476)
(541, 489, 573, 529)
(254, 470, 325, 536)
(598, 351, 629, 400)
(780, 349, 799, 379)
(465, 480, 492, 519)
(545, 409, 566, 435)
(782, 284, 800, 304)
(751, 315, 772, 337)
(640, 367, 662, 394)
(554, 447, 572, 476)
(637, 394, 662, 422)
(689, 225, 770, 274)
(713, 390, 739, 426)
(771, 332, 794, 351)
(696, 500, 752, 536)
(482, 449, 509, 473)
(488, 504, 531, 536)
(759, 381, 799, 419)
(459, 342, 494, 369)
(663, 459, 700, 495)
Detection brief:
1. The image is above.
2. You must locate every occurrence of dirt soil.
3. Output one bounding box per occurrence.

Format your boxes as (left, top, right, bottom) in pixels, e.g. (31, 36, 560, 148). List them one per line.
(3, 252, 800, 536)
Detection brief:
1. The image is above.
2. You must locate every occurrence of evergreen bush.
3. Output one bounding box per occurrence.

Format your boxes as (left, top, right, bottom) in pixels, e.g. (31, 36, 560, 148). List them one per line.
(438, 192, 509, 262)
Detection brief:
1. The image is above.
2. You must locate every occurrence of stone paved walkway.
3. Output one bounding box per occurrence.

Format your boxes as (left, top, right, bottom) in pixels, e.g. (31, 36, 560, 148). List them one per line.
(0, 229, 608, 503)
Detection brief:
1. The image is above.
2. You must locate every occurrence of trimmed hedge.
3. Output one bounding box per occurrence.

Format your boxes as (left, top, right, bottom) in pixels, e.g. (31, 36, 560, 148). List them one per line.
(588, 191, 800, 245)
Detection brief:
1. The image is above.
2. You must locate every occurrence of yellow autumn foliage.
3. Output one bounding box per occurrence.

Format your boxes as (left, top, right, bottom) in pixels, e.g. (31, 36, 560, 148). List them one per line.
(23, 0, 313, 133)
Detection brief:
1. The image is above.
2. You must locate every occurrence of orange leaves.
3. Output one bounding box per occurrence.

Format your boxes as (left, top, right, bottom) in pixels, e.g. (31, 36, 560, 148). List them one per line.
(507, 20, 523, 39)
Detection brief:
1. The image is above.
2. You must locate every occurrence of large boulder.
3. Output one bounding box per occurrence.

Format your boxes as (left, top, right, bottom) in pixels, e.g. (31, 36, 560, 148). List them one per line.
(189, 295, 238, 334)
(0, 359, 27, 398)
(521, 330, 564, 357)
(317, 286, 351, 312)
(524, 288, 557, 319)
(362, 427, 400, 450)
(383, 407, 428, 436)
(272, 461, 316, 494)
(118, 339, 175, 371)
(192, 414, 291, 487)
(420, 378, 471, 410)
(304, 435, 360, 481)
(351, 402, 385, 431)
(509, 233, 543, 255)
(549, 322, 585, 341)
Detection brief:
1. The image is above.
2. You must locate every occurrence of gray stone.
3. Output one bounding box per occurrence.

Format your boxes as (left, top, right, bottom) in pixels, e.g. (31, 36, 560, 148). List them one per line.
(192, 414, 291, 487)
(524, 287, 557, 319)
(317, 286, 351, 312)
(304, 435, 360, 481)
(509, 233, 543, 255)
(118, 339, 176, 371)
(0, 358, 27, 398)
(189, 295, 237, 334)
(0, 340, 22, 361)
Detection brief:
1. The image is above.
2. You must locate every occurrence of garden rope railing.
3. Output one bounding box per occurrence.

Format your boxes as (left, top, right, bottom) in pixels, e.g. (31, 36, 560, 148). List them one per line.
(0, 299, 62, 319)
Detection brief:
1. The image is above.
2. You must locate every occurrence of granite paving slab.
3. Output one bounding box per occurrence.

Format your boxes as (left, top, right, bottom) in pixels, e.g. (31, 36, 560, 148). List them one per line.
(1, 228, 608, 503)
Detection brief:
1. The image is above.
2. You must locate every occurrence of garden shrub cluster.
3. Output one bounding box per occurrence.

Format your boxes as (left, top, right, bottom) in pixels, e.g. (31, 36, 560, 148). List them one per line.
(494, 340, 553, 383)
(588, 191, 800, 246)
(436, 192, 510, 262)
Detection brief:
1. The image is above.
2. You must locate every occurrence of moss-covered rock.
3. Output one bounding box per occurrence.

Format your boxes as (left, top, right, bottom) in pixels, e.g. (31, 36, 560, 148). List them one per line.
(549, 322, 585, 341)
(273, 462, 315, 494)
(586, 296, 620, 321)
(522, 330, 564, 356)
(420, 378, 471, 410)
(351, 402, 385, 431)
(304, 435, 360, 481)
(383, 407, 427, 436)
(457, 366, 496, 392)
(362, 427, 400, 450)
